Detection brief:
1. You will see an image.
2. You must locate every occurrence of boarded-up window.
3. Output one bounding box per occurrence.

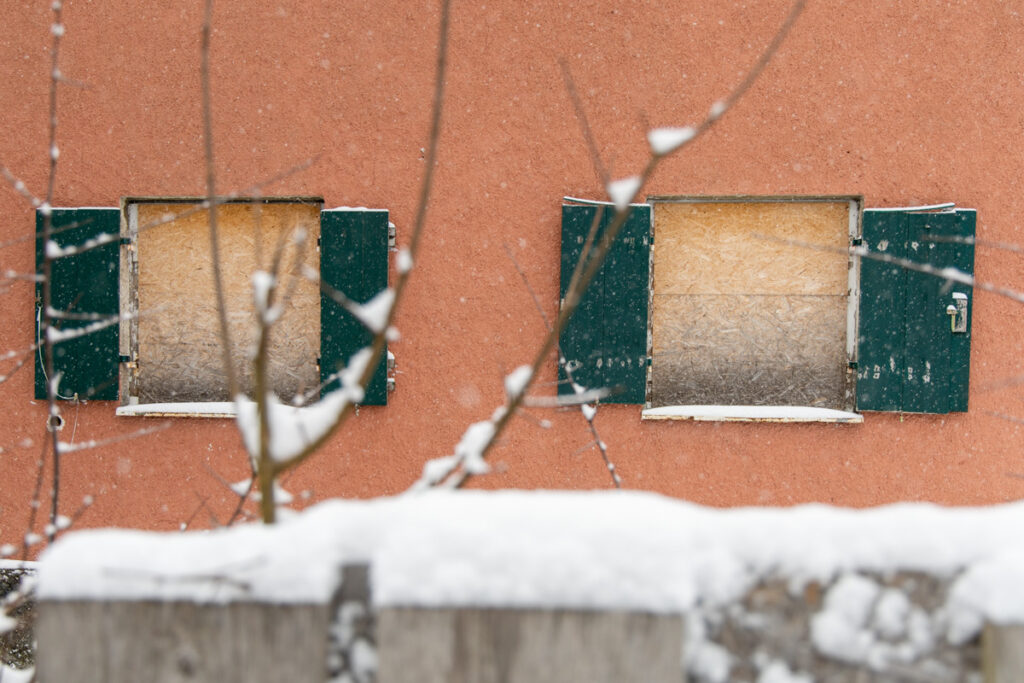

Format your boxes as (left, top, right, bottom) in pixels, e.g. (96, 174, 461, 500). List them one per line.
(122, 199, 322, 404)
(649, 198, 858, 409)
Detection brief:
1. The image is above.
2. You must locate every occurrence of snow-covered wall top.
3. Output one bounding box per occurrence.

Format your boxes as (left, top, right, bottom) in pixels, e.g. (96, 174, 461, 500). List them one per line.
(34, 491, 1024, 632)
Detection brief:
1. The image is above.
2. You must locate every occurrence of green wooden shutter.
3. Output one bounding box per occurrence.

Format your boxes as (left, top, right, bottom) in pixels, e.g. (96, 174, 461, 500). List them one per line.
(558, 204, 651, 403)
(320, 209, 389, 405)
(857, 208, 975, 413)
(34, 208, 121, 400)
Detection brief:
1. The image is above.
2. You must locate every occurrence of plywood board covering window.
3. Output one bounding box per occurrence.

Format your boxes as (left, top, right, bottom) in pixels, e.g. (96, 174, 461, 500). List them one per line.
(128, 201, 321, 403)
(650, 200, 853, 408)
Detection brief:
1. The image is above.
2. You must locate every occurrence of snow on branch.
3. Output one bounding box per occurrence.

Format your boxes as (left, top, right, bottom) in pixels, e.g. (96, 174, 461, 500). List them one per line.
(606, 176, 642, 211)
(410, 407, 507, 490)
(503, 365, 532, 401)
(647, 126, 696, 156)
(350, 288, 395, 334)
(235, 348, 371, 464)
(45, 231, 119, 259)
(44, 314, 120, 344)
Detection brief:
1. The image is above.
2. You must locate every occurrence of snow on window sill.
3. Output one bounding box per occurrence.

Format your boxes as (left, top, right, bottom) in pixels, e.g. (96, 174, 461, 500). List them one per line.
(641, 405, 863, 424)
(116, 402, 239, 418)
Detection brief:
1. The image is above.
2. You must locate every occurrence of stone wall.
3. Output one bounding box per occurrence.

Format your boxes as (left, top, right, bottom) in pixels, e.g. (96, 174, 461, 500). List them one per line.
(0, 565, 35, 671)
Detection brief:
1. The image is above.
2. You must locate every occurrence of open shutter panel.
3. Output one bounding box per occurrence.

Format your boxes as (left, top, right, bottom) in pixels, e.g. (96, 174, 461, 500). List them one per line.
(320, 209, 389, 405)
(857, 208, 975, 413)
(34, 208, 120, 400)
(558, 204, 651, 404)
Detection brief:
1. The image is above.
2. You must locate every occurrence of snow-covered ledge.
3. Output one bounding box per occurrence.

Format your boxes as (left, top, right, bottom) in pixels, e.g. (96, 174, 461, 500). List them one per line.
(642, 405, 863, 423)
(115, 402, 238, 418)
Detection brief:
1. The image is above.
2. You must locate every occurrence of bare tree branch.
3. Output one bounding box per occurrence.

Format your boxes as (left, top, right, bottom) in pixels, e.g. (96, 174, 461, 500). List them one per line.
(559, 59, 609, 187)
(503, 243, 620, 488)
(41, 0, 67, 542)
(257, 0, 452, 485)
(417, 0, 807, 489)
(200, 0, 239, 401)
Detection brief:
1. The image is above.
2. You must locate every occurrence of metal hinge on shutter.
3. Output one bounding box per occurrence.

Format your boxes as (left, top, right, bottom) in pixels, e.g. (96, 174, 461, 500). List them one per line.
(387, 350, 396, 392)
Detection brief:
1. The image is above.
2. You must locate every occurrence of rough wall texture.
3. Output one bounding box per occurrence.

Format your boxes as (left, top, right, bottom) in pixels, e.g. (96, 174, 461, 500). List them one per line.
(0, 567, 35, 670)
(2, 0, 1024, 540)
(686, 572, 982, 683)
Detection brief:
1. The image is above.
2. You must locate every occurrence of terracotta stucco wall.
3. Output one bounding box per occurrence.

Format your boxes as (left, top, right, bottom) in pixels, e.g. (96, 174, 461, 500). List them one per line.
(2, 0, 1024, 541)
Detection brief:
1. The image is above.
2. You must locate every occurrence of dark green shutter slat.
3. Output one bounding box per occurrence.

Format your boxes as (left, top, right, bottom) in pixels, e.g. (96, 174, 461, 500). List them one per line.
(857, 208, 975, 414)
(903, 213, 947, 412)
(947, 210, 975, 412)
(34, 208, 120, 400)
(857, 211, 907, 411)
(903, 210, 974, 413)
(558, 204, 650, 404)
(320, 209, 389, 405)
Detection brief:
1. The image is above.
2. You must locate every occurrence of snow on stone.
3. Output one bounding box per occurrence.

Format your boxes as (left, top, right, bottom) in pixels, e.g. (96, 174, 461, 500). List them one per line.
(606, 175, 642, 211)
(503, 364, 532, 400)
(33, 491, 1024, 642)
(684, 612, 732, 682)
(0, 611, 17, 635)
(757, 660, 812, 683)
(946, 549, 1024, 642)
(872, 588, 911, 640)
(647, 126, 697, 155)
(810, 574, 879, 664)
(36, 500, 385, 603)
(0, 665, 33, 683)
(350, 288, 394, 334)
(810, 573, 935, 669)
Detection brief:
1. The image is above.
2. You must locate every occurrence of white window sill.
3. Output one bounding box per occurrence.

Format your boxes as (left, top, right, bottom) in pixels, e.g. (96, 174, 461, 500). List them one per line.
(116, 402, 239, 418)
(641, 405, 863, 423)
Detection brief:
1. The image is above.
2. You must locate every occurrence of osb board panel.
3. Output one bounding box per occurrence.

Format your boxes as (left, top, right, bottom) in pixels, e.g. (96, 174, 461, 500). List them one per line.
(650, 201, 850, 408)
(136, 203, 320, 403)
(650, 294, 848, 407)
(652, 201, 850, 296)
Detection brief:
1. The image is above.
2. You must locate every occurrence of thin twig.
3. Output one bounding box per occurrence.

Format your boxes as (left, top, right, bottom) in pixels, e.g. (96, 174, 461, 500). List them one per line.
(986, 411, 1024, 426)
(56, 422, 171, 455)
(21, 438, 49, 559)
(265, 0, 452, 477)
(42, 0, 67, 543)
(0, 348, 34, 387)
(503, 243, 620, 487)
(0, 165, 41, 208)
(761, 234, 1024, 305)
(927, 234, 1024, 257)
(559, 59, 609, 187)
(201, 0, 239, 401)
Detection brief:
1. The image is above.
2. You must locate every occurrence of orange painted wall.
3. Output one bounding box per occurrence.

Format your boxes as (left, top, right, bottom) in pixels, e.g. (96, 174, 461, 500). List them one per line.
(3, 0, 1024, 546)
